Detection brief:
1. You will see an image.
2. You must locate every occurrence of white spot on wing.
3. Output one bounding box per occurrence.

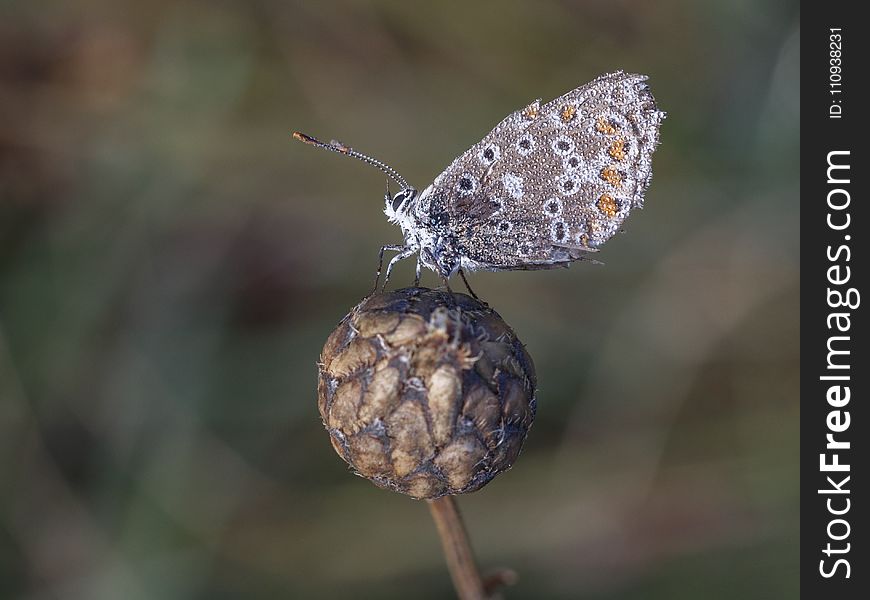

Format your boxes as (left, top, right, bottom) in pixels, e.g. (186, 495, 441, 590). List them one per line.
(503, 173, 524, 199)
(516, 135, 535, 156)
(563, 153, 582, 171)
(478, 144, 501, 165)
(550, 219, 569, 243)
(456, 173, 477, 196)
(543, 197, 563, 217)
(552, 136, 575, 156)
(556, 173, 579, 196)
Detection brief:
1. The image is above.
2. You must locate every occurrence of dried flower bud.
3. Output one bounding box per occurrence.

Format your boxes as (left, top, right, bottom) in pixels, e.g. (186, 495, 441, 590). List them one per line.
(318, 287, 537, 499)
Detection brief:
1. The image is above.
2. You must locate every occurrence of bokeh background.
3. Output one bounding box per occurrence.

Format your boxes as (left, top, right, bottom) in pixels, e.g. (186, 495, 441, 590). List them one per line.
(1, 1, 799, 598)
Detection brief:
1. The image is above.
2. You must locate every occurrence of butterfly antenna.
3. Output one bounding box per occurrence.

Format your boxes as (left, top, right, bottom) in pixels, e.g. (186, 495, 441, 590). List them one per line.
(292, 131, 410, 190)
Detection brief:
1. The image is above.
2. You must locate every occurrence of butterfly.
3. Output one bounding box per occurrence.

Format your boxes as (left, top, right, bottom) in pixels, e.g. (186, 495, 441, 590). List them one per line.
(294, 71, 664, 296)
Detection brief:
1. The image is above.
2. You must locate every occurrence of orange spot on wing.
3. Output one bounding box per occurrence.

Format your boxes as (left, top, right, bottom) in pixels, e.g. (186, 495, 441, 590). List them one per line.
(595, 117, 617, 135)
(523, 101, 539, 120)
(608, 138, 626, 161)
(597, 194, 618, 217)
(601, 167, 622, 187)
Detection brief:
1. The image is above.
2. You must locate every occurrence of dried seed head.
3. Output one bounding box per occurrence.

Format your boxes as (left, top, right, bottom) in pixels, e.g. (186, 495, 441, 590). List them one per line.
(318, 287, 537, 499)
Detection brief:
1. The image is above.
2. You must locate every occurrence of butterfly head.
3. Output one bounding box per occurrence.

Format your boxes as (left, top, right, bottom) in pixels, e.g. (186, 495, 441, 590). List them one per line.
(384, 186, 417, 223)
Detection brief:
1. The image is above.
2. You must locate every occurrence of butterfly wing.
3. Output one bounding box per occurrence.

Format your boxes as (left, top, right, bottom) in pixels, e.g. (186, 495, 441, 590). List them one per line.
(416, 71, 664, 271)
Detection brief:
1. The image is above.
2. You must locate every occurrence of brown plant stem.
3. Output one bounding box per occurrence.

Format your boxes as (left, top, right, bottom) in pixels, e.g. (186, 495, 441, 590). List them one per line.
(427, 496, 488, 600)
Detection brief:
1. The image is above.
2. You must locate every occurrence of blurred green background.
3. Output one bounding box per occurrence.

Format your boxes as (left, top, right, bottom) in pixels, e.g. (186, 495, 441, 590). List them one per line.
(1, 1, 798, 598)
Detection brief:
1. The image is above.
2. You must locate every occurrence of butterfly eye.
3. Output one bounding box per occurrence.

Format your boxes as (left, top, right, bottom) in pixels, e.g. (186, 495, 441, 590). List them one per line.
(391, 188, 417, 212)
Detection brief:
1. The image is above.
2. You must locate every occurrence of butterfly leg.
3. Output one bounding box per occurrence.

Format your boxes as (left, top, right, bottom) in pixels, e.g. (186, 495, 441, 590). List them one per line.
(414, 258, 422, 287)
(458, 268, 480, 300)
(372, 244, 407, 294)
(382, 247, 417, 291)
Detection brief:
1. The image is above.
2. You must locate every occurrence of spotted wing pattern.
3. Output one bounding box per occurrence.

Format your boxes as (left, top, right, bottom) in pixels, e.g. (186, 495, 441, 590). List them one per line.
(416, 71, 664, 270)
